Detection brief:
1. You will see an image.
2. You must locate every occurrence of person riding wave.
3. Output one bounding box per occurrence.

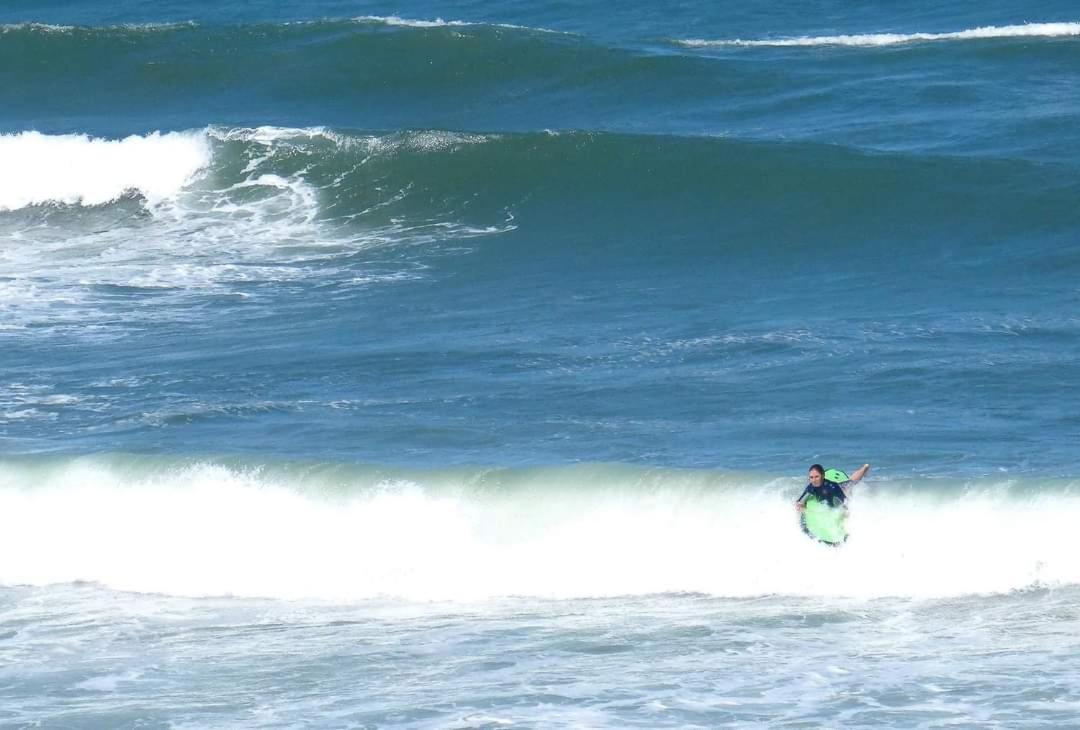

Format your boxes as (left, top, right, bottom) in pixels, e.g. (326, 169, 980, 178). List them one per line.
(795, 462, 871, 512)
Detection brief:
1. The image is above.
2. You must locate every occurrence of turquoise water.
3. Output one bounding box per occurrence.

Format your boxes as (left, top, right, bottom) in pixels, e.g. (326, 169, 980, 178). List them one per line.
(3, 2, 1080, 726)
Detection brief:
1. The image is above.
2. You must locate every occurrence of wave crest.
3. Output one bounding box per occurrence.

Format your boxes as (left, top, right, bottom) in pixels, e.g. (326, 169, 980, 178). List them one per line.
(1, 456, 1077, 602)
(679, 22, 1080, 48)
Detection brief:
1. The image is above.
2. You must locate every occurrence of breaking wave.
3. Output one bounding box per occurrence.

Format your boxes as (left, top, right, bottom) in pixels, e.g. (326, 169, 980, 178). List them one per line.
(1, 456, 1077, 602)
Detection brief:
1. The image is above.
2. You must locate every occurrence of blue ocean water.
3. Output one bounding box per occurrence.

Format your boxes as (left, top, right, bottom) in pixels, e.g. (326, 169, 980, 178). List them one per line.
(3, 1, 1080, 726)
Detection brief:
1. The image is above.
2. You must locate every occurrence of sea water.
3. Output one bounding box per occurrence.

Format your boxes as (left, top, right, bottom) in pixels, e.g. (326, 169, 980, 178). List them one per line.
(2, 1, 1080, 726)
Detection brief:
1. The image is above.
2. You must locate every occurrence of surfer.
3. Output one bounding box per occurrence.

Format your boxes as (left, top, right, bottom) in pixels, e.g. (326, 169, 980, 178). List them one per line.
(795, 463, 870, 512)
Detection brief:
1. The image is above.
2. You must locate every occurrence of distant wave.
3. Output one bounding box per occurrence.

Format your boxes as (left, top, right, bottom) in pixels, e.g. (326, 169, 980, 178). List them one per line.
(0, 19, 596, 128)
(0, 21, 198, 34)
(0, 16, 562, 36)
(679, 22, 1080, 48)
(1, 456, 1078, 601)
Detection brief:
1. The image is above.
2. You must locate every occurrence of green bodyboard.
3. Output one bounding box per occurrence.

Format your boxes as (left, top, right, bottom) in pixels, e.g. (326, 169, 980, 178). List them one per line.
(802, 497, 848, 545)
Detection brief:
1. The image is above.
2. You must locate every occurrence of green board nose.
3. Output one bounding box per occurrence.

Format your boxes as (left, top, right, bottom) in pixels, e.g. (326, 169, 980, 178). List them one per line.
(802, 497, 849, 545)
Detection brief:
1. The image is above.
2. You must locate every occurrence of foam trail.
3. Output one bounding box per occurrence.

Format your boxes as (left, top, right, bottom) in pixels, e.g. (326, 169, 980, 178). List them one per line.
(0, 131, 211, 211)
(353, 15, 477, 28)
(0, 22, 197, 33)
(350, 15, 564, 34)
(680, 22, 1080, 48)
(1, 458, 1079, 602)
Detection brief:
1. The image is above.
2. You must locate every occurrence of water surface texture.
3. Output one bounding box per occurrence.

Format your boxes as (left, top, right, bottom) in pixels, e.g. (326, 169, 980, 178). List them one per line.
(2, 1, 1080, 726)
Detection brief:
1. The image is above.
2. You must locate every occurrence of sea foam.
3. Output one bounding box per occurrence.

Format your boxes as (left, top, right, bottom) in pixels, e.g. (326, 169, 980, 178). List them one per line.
(0, 130, 211, 211)
(1, 457, 1077, 602)
(350, 15, 563, 34)
(680, 22, 1080, 48)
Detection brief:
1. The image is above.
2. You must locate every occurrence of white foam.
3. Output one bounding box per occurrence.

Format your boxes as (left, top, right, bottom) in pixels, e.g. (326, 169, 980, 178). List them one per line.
(0, 131, 211, 211)
(360, 130, 498, 156)
(1, 460, 1078, 602)
(350, 15, 563, 34)
(0, 22, 75, 33)
(0, 21, 197, 33)
(354, 15, 471, 29)
(0, 128, 325, 328)
(680, 22, 1080, 48)
(210, 125, 336, 145)
(0, 126, 512, 334)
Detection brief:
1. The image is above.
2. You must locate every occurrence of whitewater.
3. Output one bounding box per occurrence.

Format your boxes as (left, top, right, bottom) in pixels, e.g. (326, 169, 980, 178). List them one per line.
(1, 457, 1077, 602)
(678, 21, 1080, 47)
(4, 0, 1080, 726)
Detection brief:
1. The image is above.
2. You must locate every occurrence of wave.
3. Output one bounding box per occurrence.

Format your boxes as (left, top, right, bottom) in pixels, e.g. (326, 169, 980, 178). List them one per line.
(5, 15, 1078, 160)
(5, 125, 1073, 216)
(0, 127, 514, 330)
(0, 16, 563, 35)
(1, 455, 1078, 602)
(679, 21, 1080, 48)
(2, 125, 1077, 334)
(0, 17, 604, 138)
(0, 16, 580, 65)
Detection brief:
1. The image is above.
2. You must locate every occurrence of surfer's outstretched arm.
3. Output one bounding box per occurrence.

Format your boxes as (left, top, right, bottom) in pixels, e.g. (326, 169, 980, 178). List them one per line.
(839, 464, 872, 498)
(836, 464, 871, 498)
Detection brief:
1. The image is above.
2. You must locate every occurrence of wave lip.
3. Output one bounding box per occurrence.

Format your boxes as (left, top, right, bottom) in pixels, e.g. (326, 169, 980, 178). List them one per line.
(678, 21, 1080, 48)
(0, 130, 211, 211)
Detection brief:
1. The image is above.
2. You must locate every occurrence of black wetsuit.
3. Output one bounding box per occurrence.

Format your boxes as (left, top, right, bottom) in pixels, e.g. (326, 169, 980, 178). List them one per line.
(798, 479, 849, 545)
(797, 479, 847, 508)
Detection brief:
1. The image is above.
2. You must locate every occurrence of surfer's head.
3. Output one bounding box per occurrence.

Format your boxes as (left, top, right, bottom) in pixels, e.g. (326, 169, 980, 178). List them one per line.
(808, 464, 825, 486)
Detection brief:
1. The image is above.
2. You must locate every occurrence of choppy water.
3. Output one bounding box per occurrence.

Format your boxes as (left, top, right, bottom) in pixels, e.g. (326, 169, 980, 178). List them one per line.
(2, 1, 1080, 726)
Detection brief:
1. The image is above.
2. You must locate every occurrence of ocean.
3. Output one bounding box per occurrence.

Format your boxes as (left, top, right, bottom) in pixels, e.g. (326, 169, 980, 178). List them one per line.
(2, 1, 1080, 726)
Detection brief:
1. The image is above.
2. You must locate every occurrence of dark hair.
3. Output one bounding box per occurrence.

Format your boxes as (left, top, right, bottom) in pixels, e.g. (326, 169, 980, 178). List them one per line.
(808, 464, 825, 476)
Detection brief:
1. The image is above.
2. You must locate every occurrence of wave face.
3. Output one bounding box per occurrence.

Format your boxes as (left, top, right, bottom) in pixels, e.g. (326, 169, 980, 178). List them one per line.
(2, 125, 1077, 332)
(2, 456, 1078, 601)
(7, 125, 1076, 217)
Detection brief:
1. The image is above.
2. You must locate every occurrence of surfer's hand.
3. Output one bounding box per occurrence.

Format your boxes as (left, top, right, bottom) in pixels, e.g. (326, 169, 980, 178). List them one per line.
(795, 502, 805, 512)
